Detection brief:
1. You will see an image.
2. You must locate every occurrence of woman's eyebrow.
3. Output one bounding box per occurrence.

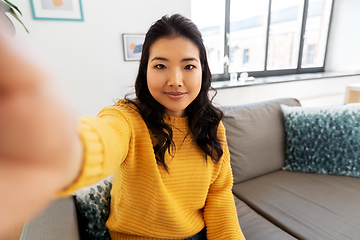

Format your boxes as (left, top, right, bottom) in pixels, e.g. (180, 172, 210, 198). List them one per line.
(150, 57, 199, 62)
(151, 57, 168, 62)
(182, 57, 199, 63)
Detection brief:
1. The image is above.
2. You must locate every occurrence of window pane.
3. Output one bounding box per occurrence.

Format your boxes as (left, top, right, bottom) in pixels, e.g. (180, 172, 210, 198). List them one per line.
(301, 0, 333, 68)
(191, 0, 226, 74)
(267, 0, 304, 70)
(228, 0, 269, 73)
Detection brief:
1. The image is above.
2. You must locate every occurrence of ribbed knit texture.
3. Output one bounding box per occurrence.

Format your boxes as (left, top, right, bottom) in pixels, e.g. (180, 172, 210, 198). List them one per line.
(61, 99, 245, 240)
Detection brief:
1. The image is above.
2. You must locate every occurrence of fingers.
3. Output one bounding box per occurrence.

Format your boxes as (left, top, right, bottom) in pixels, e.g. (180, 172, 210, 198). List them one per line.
(0, 19, 82, 239)
(0, 31, 50, 91)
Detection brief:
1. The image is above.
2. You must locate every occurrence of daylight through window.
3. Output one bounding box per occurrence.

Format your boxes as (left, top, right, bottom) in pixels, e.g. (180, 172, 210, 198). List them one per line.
(191, 0, 334, 81)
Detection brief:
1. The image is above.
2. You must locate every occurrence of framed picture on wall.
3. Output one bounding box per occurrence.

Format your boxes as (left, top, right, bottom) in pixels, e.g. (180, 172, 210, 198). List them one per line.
(123, 34, 145, 61)
(30, 0, 84, 21)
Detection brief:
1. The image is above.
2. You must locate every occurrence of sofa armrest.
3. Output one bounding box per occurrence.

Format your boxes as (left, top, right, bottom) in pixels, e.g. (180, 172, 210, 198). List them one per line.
(20, 197, 80, 240)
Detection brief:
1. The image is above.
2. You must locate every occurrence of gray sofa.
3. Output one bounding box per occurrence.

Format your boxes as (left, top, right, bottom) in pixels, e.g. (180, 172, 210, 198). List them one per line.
(20, 98, 360, 240)
(222, 98, 360, 240)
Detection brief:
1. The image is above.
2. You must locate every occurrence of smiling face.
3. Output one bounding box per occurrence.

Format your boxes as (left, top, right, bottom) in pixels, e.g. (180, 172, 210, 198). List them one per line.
(146, 37, 202, 118)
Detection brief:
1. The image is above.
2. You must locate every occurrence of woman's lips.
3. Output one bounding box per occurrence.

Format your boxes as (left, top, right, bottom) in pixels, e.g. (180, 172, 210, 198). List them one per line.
(165, 92, 186, 99)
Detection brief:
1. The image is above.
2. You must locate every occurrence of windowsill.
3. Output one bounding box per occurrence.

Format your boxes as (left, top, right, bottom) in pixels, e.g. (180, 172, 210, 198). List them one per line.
(211, 72, 360, 89)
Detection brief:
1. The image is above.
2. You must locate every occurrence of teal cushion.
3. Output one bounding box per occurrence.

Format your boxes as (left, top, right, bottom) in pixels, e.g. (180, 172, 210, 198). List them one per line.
(281, 104, 360, 177)
(75, 176, 112, 240)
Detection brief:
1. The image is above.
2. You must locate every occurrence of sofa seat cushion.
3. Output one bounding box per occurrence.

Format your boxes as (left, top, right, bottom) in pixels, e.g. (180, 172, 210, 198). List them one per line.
(233, 170, 360, 240)
(234, 195, 297, 240)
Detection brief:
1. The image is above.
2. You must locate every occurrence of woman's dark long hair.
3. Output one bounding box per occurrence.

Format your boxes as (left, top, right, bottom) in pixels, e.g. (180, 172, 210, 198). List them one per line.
(126, 14, 224, 171)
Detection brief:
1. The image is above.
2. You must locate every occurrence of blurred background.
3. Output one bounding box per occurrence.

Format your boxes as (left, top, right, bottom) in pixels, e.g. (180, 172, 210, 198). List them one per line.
(6, 0, 360, 115)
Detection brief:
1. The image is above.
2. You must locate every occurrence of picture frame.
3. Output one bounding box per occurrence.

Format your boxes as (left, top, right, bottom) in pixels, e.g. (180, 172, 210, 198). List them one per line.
(30, 0, 84, 21)
(122, 34, 145, 61)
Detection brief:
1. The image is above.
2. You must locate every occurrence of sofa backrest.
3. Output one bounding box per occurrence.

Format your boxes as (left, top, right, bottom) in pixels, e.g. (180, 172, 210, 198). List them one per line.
(222, 98, 301, 184)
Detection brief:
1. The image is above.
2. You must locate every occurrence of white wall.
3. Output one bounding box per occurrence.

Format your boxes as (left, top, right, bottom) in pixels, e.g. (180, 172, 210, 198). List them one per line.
(325, 0, 360, 72)
(9, 0, 360, 115)
(12, 1, 191, 116)
(213, 75, 360, 107)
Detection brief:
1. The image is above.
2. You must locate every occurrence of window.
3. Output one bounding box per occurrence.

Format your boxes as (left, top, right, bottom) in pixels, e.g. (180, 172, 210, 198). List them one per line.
(306, 44, 316, 64)
(243, 49, 249, 64)
(191, 0, 226, 74)
(191, 0, 334, 81)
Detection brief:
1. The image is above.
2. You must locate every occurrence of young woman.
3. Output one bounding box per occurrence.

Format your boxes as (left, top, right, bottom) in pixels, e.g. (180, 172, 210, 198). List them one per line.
(0, 14, 245, 240)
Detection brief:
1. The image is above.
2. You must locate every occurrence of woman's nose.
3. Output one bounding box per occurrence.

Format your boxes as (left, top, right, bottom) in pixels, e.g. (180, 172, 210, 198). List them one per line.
(167, 69, 183, 87)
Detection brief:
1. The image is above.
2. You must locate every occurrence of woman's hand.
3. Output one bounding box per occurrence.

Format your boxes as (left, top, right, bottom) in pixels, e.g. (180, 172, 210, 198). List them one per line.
(0, 32, 83, 236)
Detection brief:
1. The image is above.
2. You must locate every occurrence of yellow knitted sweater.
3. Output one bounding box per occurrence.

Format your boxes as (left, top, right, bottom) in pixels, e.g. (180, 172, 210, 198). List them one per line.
(62, 100, 245, 240)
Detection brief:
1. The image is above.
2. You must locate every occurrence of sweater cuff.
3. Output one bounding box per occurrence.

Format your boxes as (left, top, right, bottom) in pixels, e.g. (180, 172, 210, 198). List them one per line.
(56, 117, 111, 196)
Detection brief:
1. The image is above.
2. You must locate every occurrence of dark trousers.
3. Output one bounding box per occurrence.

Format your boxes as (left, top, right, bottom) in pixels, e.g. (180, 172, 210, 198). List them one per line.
(183, 227, 207, 240)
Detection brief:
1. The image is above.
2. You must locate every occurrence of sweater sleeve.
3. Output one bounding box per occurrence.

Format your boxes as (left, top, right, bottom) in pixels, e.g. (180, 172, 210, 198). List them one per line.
(203, 123, 246, 240)
(58, 106, 131, 196)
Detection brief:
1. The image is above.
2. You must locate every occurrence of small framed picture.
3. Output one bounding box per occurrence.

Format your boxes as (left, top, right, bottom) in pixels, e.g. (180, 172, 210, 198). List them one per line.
(30, 0, 84, 21)
(123, 34, 145, 61)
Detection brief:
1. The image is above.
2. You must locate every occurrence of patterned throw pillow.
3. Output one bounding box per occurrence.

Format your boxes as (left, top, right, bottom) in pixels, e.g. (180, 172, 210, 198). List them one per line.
(75, 175, 113, 240)
(281, 103, 360, 177)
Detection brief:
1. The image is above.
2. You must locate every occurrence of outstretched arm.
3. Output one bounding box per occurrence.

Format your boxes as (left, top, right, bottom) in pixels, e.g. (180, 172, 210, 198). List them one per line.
(0, 31, 83, 237)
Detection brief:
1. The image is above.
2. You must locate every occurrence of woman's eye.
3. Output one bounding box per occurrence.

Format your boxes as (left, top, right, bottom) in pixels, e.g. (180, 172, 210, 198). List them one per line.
(185, 65, 195, 70)
(155, 64, 166, 69)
